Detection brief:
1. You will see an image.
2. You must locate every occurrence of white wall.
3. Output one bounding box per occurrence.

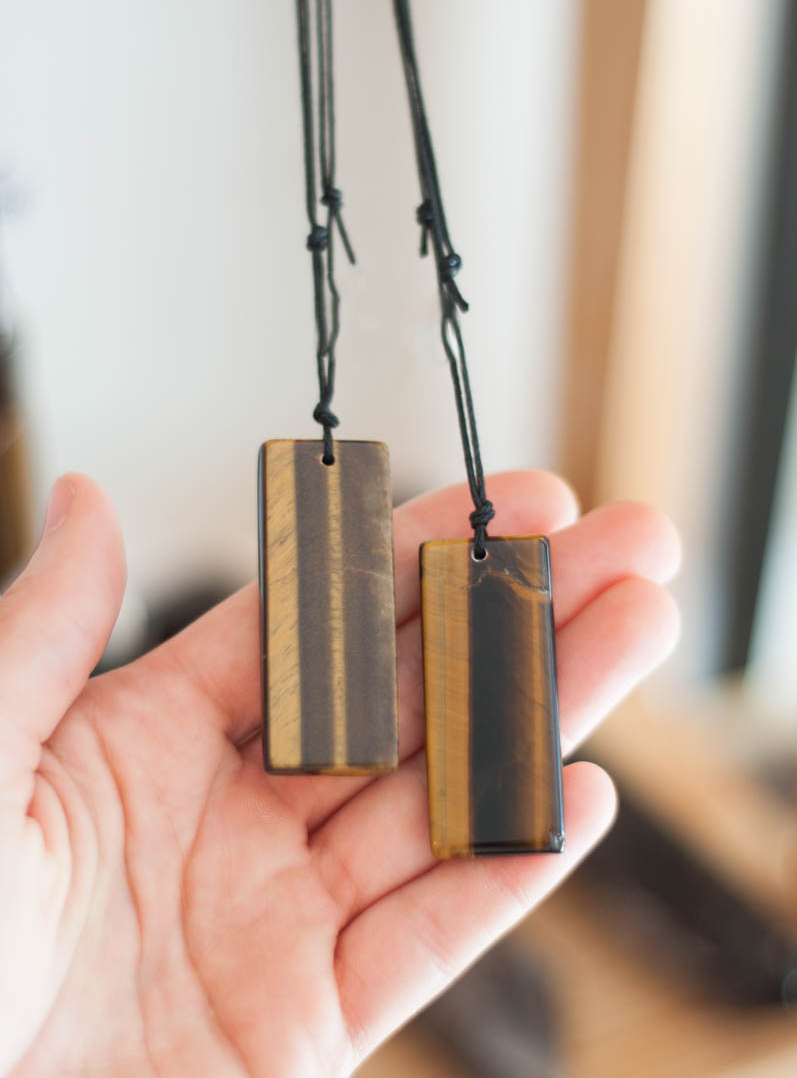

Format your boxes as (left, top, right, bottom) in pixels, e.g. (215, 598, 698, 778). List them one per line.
(0, 0, 578, 603)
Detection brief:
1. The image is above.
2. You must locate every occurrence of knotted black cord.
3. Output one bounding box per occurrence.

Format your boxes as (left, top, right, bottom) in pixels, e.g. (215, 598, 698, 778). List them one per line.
(296, 0, 355, 465)
(392, 0, 495, 558)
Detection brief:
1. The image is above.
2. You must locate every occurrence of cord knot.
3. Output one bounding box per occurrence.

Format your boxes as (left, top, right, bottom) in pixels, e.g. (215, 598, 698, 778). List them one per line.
(313, 401, 339, 428)
(416, 200, 434, 227)
(440, 251, 468, 311)
(469, 500, 495, 529)
(321, 186, 343, 212)
(319, 187, 355, 264)
(307, 225, 329, 251)
(440, 251, 462, 280)
(416, 199, 434, 256)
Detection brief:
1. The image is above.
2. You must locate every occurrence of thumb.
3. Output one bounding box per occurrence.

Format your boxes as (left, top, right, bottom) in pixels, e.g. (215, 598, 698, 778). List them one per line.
(0, 473, 126, 800)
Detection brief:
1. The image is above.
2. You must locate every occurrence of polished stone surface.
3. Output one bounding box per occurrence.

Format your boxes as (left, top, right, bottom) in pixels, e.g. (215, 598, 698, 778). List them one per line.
(421, 535, 564, 857)
(259, 439, 398, 775)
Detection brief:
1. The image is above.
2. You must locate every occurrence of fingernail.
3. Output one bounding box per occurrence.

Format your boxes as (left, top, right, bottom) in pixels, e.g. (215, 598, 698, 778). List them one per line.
(43, 476, 76, 535)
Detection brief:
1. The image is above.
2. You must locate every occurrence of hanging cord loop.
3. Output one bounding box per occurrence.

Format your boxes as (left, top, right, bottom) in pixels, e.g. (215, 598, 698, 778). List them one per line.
(296, 0, 355, 465)
(393, 0, 494, 557)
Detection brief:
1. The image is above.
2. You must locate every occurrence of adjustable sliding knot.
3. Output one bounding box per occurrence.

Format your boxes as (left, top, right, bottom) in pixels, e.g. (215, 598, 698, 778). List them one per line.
(321, 185, 343, 212)
(440, 251, 462, 279)
(416, 199, 434, 255)
(440, 251, 468, 312)
(313, 401, 339, 429)
(416, 200, 434, 227)
(320, 184, 356, 264)
(307, 225, 329, 251)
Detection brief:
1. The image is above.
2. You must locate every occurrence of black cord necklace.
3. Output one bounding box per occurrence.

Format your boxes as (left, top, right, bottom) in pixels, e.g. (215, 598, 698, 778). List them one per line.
(296, 0, 355, 465)
(392, 0, 566, 859)
(258, 0, 564, 862)
(256, 0, 399, 779)
(392, 0, 494, 559)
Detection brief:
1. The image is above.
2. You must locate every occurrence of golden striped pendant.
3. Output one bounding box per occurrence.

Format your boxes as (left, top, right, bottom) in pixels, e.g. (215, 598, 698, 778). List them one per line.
(258, 439, 398, 775)
(420, 535, 565, 858)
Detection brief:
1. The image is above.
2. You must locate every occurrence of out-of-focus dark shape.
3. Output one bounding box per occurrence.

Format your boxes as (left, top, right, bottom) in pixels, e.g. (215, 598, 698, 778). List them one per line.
(580, 787, 797, 1007)
(720, 0, 797, 672)
(0, 331, 34, 586)
(145, 581, 236, 649)
(417, 942, 559, 1078)
(94, 580, 236, 675)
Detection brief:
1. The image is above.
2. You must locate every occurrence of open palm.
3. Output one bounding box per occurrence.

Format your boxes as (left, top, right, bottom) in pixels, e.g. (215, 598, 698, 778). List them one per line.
(1, 470, 679, 1078)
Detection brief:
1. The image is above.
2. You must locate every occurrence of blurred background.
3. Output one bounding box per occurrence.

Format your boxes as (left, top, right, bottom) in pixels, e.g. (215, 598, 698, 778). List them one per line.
(1, 0, 796, 1074)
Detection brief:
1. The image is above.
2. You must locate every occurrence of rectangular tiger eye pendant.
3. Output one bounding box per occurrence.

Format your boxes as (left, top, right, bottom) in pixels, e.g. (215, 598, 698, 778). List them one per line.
(258, 439, 398, 775)
(420, 535, 565, 858)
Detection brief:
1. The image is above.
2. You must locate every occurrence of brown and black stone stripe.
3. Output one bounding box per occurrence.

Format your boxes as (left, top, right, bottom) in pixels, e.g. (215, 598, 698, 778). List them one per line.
(258, 439, 398, 775)
(420, 535, 565, 858)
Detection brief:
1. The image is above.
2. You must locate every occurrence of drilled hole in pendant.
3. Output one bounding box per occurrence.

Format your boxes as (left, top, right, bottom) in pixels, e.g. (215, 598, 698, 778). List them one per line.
(321, 454, 335, 466)
(471, 546, 488, 562)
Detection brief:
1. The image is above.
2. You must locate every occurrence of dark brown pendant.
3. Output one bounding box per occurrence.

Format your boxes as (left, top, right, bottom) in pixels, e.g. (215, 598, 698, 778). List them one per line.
(258, 439, 398, 775)
(420, 535, 564, 858)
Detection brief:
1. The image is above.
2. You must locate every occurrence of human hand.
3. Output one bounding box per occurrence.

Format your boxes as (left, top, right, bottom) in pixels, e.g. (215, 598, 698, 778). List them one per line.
(1, 470, 679, 1078)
